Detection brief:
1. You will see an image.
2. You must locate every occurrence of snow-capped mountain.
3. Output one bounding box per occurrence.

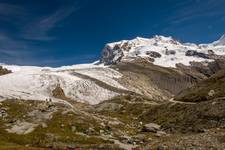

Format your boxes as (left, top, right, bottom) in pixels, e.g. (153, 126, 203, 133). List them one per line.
(101, 35, 225, 67)
(1, 34, 225, 105)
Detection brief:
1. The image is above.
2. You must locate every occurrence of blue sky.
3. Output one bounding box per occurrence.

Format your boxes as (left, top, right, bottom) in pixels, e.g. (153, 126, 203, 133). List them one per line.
(0, 0, 225, 66)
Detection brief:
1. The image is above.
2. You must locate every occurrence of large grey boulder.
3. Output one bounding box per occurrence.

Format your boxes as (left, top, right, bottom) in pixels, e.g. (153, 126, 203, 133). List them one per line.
(142, 123, 161, 133)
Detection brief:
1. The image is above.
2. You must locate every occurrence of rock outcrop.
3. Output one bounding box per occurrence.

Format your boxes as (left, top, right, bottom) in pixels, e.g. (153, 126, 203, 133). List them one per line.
(142, 123, 161, 133)
(185, 50, 210, 59)
(0, 66, 11, 76)
(52, 84, 69, 100)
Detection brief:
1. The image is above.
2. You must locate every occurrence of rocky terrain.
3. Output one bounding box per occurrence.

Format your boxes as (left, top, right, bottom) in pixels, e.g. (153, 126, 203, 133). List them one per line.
(1, 35, 225, 149)
(0, 66, 12, 76)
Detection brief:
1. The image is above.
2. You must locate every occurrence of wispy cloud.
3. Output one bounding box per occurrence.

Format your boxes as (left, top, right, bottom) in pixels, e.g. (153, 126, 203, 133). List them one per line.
(0, 1, 80, 65)
(169, 0, 225, 24)
(21, 5, 78, 41)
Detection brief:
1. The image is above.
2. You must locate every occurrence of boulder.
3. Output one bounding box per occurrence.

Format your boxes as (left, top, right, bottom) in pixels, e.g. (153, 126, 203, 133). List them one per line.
(156, 131, 167, 137)
(146, 51, 162, 58)
(0, 108, 7, 118)
(208, 90, 215, 97)
(142, 123, 161, 133)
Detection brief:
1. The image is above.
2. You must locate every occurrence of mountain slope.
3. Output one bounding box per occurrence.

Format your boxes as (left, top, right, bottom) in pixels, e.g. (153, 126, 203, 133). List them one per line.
(0, 64, 124, 104)
(175, 69, 225, 102)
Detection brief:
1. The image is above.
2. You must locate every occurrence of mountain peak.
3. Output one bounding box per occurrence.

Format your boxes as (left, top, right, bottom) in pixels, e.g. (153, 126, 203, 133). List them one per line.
(101, 35, 225, 67)
(153, 35, 173, 41)
(219, 34, 225, 41)
(212, 34, 225, 46)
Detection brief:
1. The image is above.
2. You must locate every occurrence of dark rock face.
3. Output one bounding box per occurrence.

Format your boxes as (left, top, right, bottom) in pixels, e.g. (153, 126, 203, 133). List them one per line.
(185, 50, 209, 59)
(165, 50, 176, 55)
(52, 85, 69, 100)
(177, 55, 225, 80)
(189, 61, 215, 77)
(146, 51, 161, 58)
(177, 47, 225, 79)
(0, 66, 12, 76)
(101, 45, 124, 65)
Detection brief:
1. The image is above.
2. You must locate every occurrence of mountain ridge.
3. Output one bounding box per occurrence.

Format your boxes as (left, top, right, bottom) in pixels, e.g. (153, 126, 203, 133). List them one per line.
(101, 34, 225, 67)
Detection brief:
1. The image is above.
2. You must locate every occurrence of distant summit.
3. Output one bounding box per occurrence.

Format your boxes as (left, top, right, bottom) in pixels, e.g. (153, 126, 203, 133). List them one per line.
(212, 34, 225, 46)
(101, 35, 225, 67)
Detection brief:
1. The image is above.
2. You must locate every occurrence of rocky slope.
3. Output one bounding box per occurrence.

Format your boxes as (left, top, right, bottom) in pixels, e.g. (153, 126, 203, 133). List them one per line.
(175, 69, 225, 102)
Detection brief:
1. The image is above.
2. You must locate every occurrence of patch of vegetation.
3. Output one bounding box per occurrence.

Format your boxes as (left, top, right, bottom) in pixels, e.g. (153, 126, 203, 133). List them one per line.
(96, 94, 155, 122)
(94, 94, 157, 136)
(140, 99, 225, 133)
